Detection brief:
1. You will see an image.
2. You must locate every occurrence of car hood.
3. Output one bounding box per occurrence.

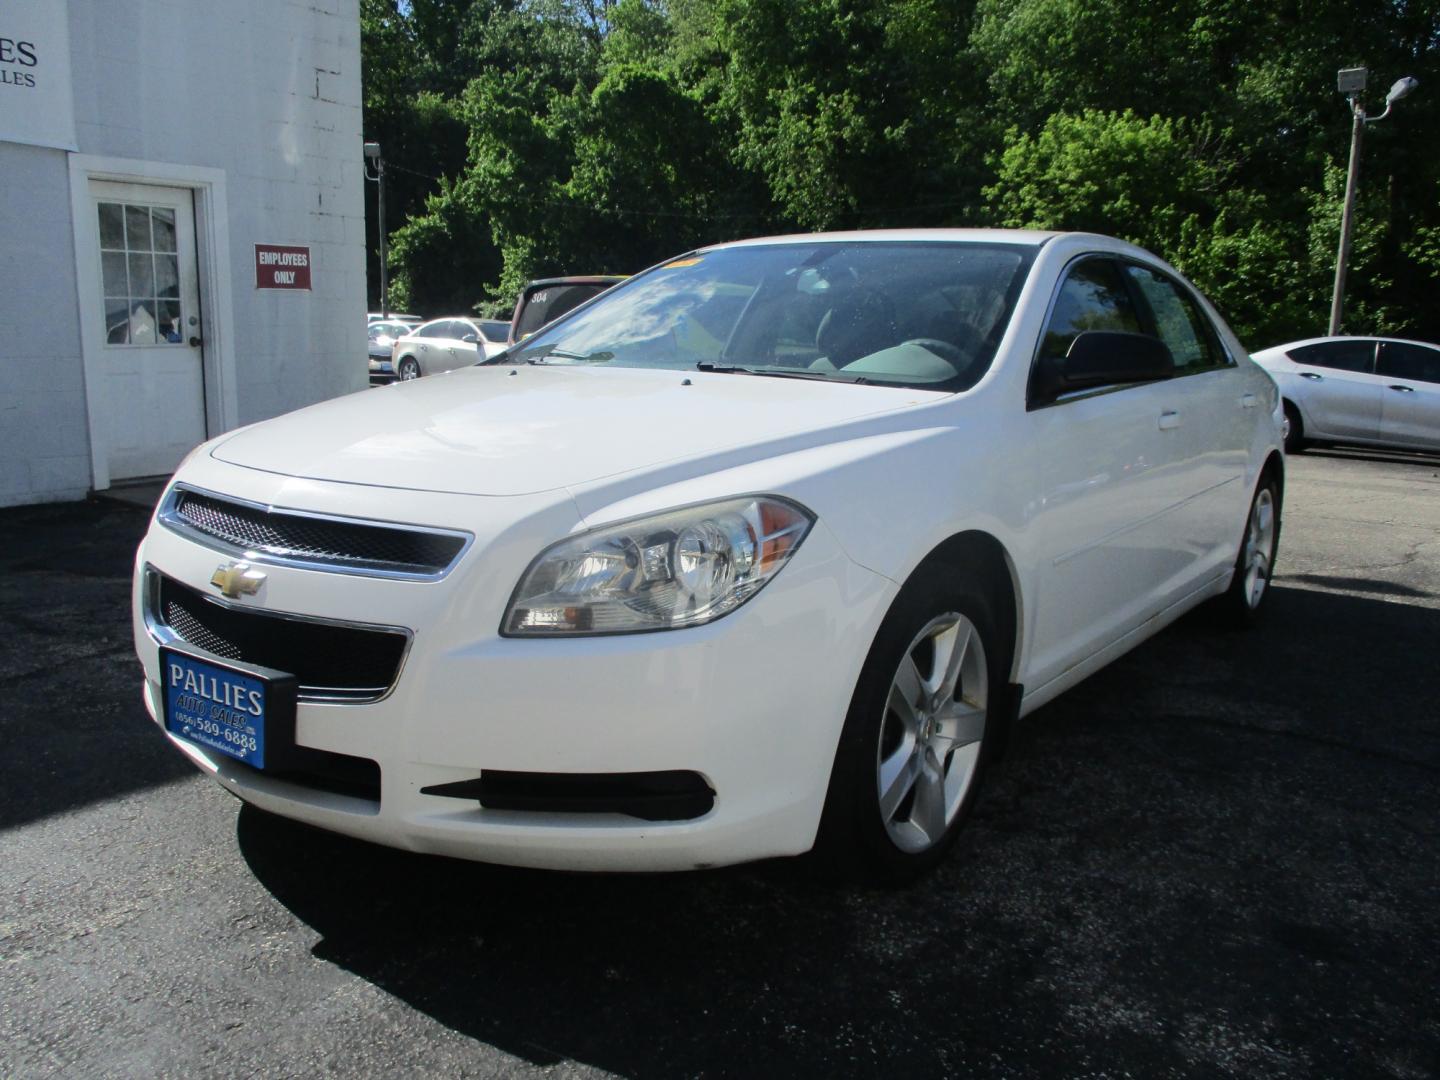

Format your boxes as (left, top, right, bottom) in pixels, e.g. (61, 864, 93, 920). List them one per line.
(210, 365, 934, 496)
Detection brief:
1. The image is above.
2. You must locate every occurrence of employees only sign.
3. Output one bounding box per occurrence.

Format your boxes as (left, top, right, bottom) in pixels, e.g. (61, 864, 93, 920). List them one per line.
(254, 244, 311, 290)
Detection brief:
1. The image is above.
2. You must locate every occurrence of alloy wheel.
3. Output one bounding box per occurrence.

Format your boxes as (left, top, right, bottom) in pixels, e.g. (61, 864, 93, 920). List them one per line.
(875, 612, 988, 854)
(1243, 487, 1276, 608)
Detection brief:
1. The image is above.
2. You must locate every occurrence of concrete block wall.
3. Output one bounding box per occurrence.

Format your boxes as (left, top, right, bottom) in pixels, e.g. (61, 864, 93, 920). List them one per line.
(0, 143, 91, 506)
(0, 0, 366, 507)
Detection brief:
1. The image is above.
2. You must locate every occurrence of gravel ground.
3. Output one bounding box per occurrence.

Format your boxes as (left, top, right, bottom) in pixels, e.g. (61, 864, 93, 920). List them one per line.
(2, 448, 1437, 1079)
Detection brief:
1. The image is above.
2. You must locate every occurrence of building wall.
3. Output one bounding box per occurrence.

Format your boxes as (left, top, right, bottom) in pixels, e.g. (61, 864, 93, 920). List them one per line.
(0, 0, 366, 507)
(0, 143, 90, 504)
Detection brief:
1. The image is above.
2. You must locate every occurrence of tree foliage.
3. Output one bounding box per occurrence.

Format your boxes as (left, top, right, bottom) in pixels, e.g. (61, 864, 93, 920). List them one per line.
(360, 0, 1440, 344)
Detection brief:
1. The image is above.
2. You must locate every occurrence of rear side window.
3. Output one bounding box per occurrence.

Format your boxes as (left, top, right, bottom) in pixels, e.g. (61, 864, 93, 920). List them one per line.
(1122, 264, 1228, 375)
(1288, 340, 1375, 373)
(1038, 258, 1142, 361)
(1376, 341, 1440, 384)
(417, 321, 449, 339)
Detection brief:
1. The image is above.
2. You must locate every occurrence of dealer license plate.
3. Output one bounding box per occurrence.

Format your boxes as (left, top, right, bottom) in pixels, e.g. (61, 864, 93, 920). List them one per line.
(162, 649, 273, 768)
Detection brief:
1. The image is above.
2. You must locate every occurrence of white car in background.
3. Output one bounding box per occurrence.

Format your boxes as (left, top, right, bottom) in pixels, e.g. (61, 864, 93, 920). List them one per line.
(366, 319, 418, 385)
(391, 317, 509, 380)
(133, 229, 1284, 883)
(1251, 336, 1440, 454)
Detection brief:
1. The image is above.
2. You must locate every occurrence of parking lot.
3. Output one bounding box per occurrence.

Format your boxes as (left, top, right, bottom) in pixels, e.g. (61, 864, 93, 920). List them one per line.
(2, 449, 1437, 1078)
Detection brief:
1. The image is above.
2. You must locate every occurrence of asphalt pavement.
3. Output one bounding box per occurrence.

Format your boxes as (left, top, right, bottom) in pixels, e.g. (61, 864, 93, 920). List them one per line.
(2, 448, 1437, 1079)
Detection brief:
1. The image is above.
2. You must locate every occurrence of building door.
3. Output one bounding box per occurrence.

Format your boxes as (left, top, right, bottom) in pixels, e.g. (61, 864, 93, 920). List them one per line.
(90, 180, 206, 481)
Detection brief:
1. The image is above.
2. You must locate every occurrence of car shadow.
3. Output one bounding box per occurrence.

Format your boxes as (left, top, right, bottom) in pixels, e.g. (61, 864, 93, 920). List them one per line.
(237, 583, 1440, 1077)
(0, 499, 194, 831)
(1302, 445, 1440, 467)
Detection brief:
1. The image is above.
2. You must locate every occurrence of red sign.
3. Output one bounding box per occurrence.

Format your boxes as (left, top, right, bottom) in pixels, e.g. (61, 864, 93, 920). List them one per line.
(254, 244, 312, 290)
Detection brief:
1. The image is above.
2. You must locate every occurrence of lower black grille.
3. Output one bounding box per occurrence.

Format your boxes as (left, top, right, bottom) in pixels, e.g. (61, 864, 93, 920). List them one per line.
(229, 749, 381, 803)
(155, 573, 408, 700)
(422, 770, 716, 821)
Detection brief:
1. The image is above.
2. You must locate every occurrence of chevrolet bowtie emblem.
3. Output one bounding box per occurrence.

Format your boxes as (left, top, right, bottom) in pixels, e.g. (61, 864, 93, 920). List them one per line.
(210, 561, 266, 599)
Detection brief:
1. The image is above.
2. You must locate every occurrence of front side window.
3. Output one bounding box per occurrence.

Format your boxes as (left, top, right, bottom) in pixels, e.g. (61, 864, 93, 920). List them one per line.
(1122, 264, 1227, 375)
(503, 242, 1035, 392)
(1037, 258, 1142, 362)
(99, 201, 183, 346)
(1288, 340, 1376, 373)
(1376, 341, 1440, 384)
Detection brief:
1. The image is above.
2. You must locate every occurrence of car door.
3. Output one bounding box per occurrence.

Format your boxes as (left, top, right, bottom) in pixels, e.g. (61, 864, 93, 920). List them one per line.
(423, 320, 473, 375)
(1120, 261, 1252, 591)
(1285, 339, 1383, 441)
(403, 320, 445, 374)
(1376, 341, 1440, 450)
(1023, 256, 1192, 689)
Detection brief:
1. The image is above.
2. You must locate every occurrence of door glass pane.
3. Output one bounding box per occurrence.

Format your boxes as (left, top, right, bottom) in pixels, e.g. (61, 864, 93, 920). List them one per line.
(98, 203, 125, 249)
(157, 301, 183, 342)
(105, 300, 131, 344)
(154, 254, 180, 298)
(127, 252, 155, 298)
(152, 207, 177, 252)
(1377, 342, 1440, 384)
(102, 252, 128, 297)
(125, 205, 152, 251)
(128, 302, 157, 345)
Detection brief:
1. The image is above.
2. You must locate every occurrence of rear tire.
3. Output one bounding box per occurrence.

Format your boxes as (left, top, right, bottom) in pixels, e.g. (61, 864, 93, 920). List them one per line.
(398, 356, 421, 381)
(815, 566, 1011, 886)
(1215, 473, 1281, 627)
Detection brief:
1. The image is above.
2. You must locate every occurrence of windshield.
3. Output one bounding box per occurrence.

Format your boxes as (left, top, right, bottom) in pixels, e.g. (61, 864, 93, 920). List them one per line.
(499, 242, 1035, 391)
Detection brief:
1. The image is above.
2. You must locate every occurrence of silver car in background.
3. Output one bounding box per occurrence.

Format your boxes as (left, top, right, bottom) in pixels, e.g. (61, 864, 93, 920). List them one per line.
(1252, 336, 1440, 453)
(391, 317, 509, 381)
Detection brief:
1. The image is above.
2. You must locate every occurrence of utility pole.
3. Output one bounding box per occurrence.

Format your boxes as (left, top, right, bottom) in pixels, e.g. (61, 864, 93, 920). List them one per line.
(1328, 69, 1418, 336)
(363, 142, 387, 318)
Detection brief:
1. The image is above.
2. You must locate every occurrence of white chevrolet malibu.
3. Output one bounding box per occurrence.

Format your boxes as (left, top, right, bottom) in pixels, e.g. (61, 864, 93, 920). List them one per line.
(133, 230, 1285, 883)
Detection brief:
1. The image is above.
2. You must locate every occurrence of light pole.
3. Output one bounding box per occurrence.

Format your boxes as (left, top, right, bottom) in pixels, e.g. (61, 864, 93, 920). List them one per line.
(363, 141, 387, 318)
(1328, 69, 1419, 336)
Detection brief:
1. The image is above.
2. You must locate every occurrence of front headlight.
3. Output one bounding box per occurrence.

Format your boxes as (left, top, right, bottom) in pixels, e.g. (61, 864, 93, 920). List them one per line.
(503, 496, 814, 636)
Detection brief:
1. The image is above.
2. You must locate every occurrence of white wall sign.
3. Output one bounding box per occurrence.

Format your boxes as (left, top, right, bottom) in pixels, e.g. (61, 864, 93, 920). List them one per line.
(0, 0, 76, 151)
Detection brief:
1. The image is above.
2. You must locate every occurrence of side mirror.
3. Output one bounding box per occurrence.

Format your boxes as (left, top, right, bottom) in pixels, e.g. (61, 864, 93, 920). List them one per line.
(1033, 331, 1173, 403)
(461, 333, 479, 344)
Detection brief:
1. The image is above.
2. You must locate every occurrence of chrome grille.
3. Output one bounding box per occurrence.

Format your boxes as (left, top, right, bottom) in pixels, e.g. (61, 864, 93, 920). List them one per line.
(160, 486, 469, 579)
(150, 571, 409, 702)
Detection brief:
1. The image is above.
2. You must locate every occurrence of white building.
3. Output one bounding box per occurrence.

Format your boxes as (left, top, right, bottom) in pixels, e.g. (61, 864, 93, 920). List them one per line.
(1, 0, 367, 507)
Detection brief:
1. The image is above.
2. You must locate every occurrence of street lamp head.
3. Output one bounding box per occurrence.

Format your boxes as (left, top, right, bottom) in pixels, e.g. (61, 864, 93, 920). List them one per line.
(363, 141, 381, 160)
(1386, 77, 1419, 105)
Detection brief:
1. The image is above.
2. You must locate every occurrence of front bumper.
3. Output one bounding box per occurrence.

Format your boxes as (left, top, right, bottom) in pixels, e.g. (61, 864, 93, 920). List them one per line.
(132, 458, 895, 871)
(367, 356, 395, 386)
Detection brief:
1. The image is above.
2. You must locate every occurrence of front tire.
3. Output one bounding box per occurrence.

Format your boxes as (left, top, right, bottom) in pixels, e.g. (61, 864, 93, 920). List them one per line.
(816, 567, 1010, 885)
(398, 356, 421, 381)
(1283, 402, 1305, 453)
(1215, 473, 1281, 627)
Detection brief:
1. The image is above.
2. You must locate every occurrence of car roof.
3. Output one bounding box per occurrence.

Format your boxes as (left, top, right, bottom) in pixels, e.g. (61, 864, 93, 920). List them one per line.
(523, 275, 628, 288)
(707, 228, 1060, 251)
(1253, 335, 1440, 355)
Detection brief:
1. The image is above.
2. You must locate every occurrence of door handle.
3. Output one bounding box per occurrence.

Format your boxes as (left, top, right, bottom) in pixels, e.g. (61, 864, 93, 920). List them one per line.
(1299, 371, 1324, 381)
(1240, 393, 1259, 408)
(1159, 410, 1182, 430)
(188, 336, 202, 348)
(1388, 384, 1415, 393)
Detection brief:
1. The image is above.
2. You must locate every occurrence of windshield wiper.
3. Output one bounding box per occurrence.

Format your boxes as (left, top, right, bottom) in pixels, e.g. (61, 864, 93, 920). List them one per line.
(527, 348, 613, 365)
(696, 361, 870, 385)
